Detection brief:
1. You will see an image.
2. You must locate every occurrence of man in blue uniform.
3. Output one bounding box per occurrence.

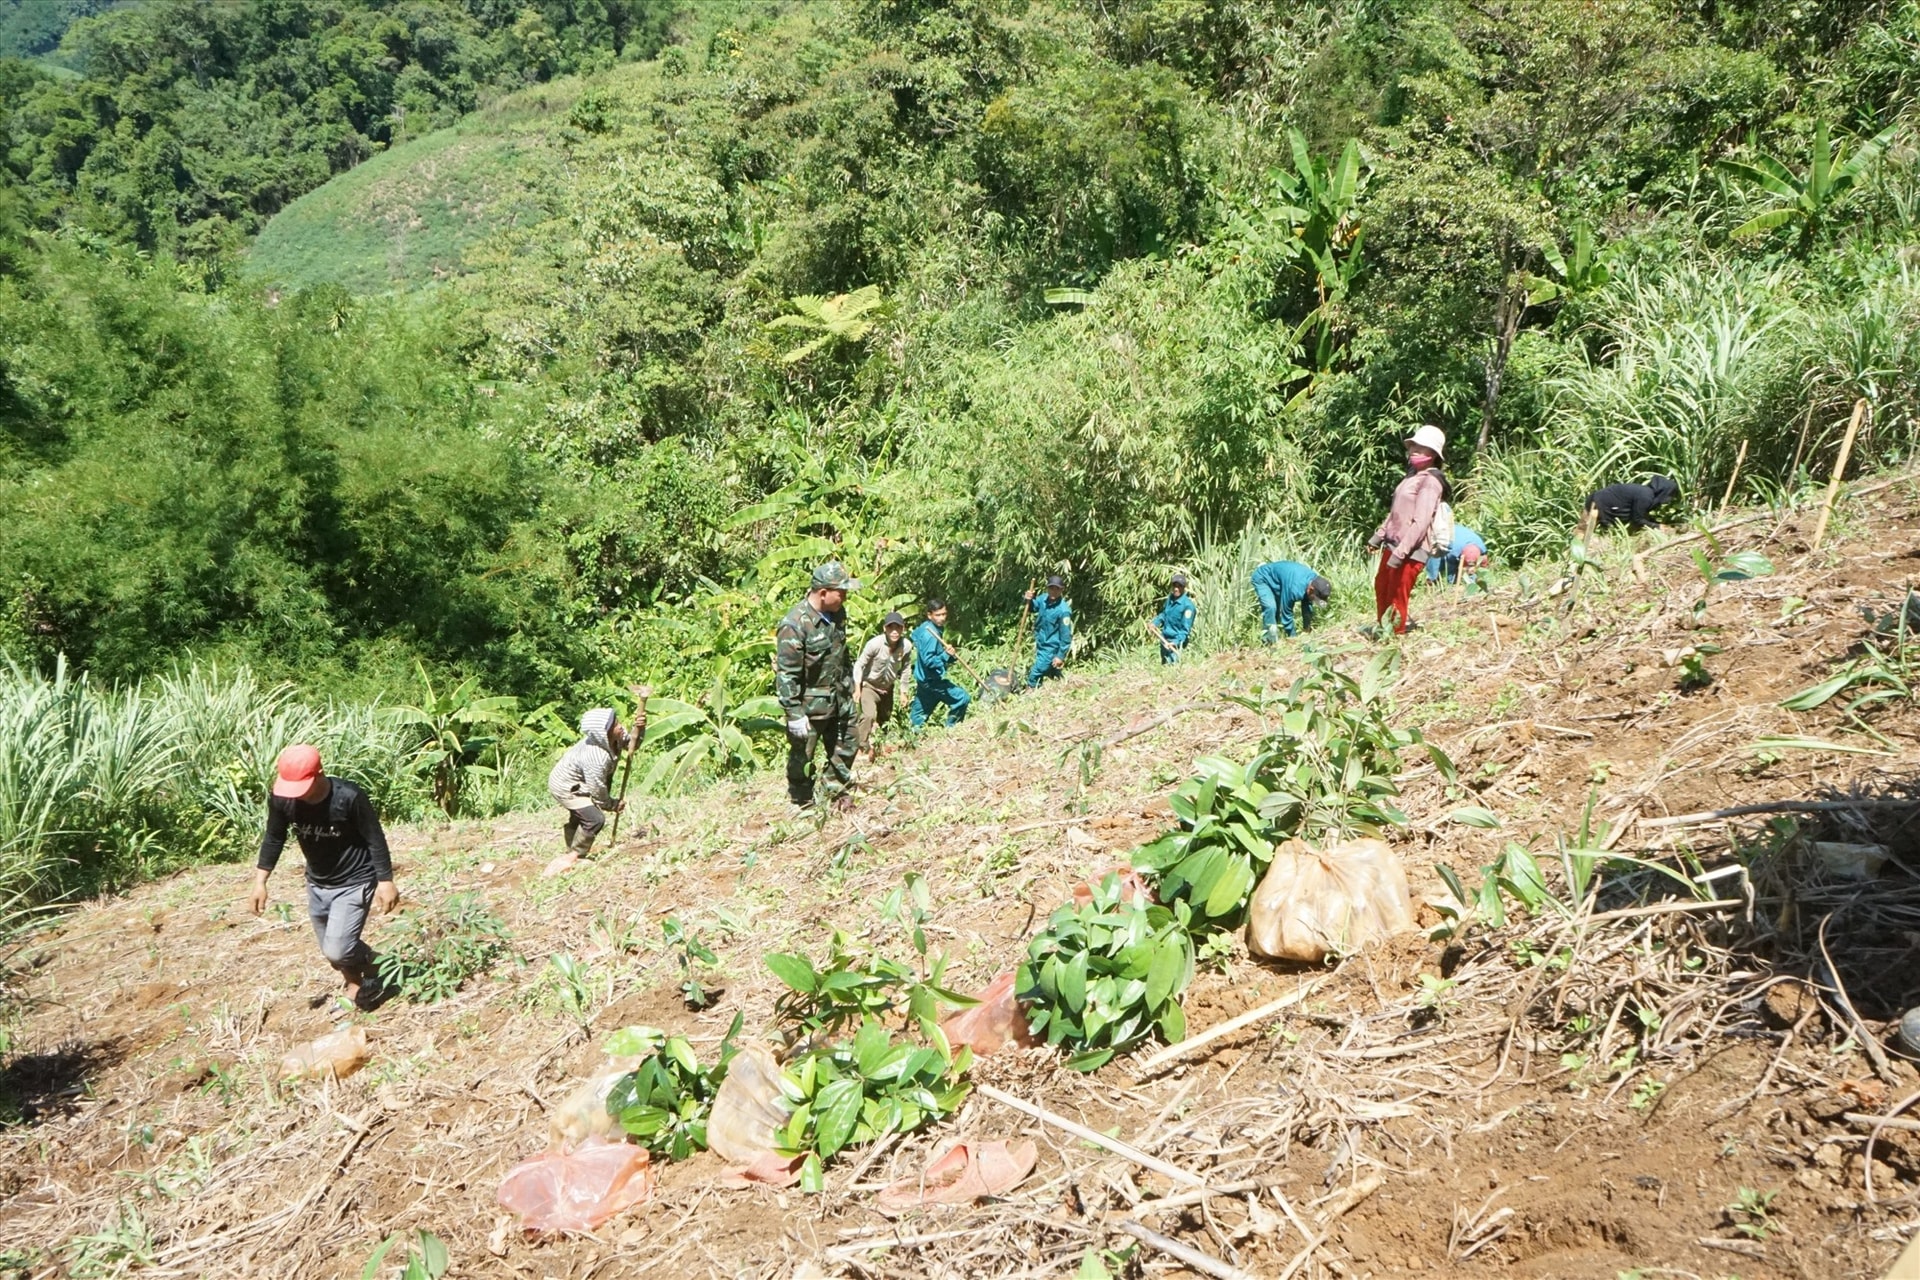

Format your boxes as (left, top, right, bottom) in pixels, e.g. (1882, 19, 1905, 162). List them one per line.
(910, 600, 971, 728)
(1250, 560, 1331, 644)
(1147, 573, 1197, 663)
(1024, 575, 1073, 688)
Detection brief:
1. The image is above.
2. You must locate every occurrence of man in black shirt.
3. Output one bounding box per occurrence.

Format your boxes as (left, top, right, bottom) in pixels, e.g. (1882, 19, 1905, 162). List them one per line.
(1585, 475, 1680, 531)
(250, 744, 400, 1011)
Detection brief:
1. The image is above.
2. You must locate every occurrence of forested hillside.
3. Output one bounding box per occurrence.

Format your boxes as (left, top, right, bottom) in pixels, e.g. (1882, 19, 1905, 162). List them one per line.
(1, 0, 1916, 804)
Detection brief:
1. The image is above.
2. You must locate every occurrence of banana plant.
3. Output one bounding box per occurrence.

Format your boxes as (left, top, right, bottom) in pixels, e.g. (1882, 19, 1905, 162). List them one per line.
(1719, 120, 1898, 255)
(636, 661, 784, 795)
(389, 662, 520, 816)
(1528, 221, 1611, 305)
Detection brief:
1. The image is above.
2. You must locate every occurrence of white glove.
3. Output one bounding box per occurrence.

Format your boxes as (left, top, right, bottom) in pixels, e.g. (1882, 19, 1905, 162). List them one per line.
(786, 715, 812, 738)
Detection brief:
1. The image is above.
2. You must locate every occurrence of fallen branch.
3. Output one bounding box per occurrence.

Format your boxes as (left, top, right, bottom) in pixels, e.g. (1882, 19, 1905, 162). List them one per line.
(1132, 978, 1327, 1079)
(1117, 1219, 1262, 1280)
(975, 1082, 1205, 1189)
(1818, 914, 1897, 1085)
(1110, 1179, 1264, 1221)
(1582, 898, 1743, 925)
(1846, 1111, 1920, 1135)
(1276, 1175, 1383, 1280)
(1641, 798, 1920, 829)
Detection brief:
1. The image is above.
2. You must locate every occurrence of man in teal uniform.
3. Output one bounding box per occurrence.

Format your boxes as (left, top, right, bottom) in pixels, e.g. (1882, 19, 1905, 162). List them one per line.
(1147, 573, 1197, 663)
(909, 599, 971, 728)
(1024, 575, 1073, 688)
(1250, 560, 1330, 644)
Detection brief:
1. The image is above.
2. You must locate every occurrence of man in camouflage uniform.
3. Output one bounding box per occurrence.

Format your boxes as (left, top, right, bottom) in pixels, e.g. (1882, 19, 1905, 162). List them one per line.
(775, 562, 860, 809)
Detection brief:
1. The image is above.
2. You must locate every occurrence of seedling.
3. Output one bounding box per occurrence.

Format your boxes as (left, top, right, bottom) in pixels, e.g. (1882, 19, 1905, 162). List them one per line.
(1018, 875, 1194, 1071)
(660, 916, 719, 1009)
(375, 894, 511, 1004)
(764, 930, 971, 1042)
(547, 953, 597, 1027)
(1629, 1076, 1666, 1110)
(360, 1229, 448, 1280)
(606, 1016, 741, 1161)
(776, 1018, 972, 1191)
(1726, 1185, 1777, 1238)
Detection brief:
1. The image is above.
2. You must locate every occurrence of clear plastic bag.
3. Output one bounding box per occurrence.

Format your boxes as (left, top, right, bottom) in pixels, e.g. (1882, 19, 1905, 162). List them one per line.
(547, 1070, 627, 1151)
(705, 1040, 791, 1164)
(279, 1026, 369, 1081)
(939, 970, 1037, 1057)
(497, 1137, 655, 1234)
(1247, 838, 1414, 963)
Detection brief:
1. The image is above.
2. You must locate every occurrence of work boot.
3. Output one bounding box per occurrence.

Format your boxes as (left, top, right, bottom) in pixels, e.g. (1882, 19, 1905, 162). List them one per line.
(567, 826, 598, 858)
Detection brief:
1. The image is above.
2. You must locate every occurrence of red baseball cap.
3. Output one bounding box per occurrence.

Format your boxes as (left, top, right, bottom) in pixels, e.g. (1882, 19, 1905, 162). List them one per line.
(273, 744, 324, 799)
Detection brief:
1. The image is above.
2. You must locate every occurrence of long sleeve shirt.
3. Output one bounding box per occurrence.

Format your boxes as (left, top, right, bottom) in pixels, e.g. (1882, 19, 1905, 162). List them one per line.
(853, 634, 910, 691)
(911, 620, 953, 682)
(1152, 594, 1197, 647)
(1028, 595, 1073, 656)
(548, 739, 616, 807)
(257, 778, 393, 888)
(1251, 560, 1321, 637)
(1371, 470, 1444, 564)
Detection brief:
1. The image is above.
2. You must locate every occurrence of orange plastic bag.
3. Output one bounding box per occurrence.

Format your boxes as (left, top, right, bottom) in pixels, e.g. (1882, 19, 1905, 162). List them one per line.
(939, 970, 1038, 1057)
(1069, 865, 1153, 909)
(497, 1137, 655, 1234)
(279, 1027, 369, 1081)
(1247, 839, 1414, 963)
(877, 1139, 1037, 1211)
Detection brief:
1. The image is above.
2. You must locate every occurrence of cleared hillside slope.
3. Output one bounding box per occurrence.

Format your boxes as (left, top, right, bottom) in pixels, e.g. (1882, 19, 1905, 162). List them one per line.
(5, 477, 1920, 1279)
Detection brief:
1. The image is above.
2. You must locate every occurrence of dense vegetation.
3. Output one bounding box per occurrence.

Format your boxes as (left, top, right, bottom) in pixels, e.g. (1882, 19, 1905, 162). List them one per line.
(0, 0, 1916, 899)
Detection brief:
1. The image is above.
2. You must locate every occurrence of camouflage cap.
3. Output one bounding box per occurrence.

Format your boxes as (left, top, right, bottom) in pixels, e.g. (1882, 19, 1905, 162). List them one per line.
(811, 561, 861, 591)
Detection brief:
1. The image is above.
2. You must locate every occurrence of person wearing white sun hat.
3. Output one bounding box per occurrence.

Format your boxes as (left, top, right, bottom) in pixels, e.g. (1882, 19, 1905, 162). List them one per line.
(1365, 424, 1451, 635)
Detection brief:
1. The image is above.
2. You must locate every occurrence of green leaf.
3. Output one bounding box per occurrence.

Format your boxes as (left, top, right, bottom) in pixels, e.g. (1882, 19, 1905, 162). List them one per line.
(1781, 673, 1853, 710)
(813, 1077, 865, 1158)
(361, 1237, 398, 1280)
(764, 953, 819, 994)
(1448, 807, 1502, 829)
(1060, 948, 1088, 1014)
(799, 1151, 825, 1194)
(604, 1025, 665, 1058)
(1145, 940, 1184, 1010)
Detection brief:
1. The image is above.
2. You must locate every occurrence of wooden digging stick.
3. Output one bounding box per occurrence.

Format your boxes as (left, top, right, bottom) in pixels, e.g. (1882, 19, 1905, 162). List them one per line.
(1811, 399, 1870, 552)
(607, 684, 651, 843)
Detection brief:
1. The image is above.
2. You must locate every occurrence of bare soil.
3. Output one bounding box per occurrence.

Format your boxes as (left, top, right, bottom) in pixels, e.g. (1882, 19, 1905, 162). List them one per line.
(7, 480, 1920, 1279)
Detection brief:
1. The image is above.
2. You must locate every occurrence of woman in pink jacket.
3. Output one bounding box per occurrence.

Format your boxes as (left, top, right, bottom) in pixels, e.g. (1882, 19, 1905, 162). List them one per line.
(1366, 425, 1449, 634)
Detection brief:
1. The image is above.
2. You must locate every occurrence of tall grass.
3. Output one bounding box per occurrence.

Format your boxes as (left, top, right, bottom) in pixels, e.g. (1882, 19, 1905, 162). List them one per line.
(0, 660, 432, 910)
(1470, 253, 1920, 563)
(1178, 517, 1372, 655)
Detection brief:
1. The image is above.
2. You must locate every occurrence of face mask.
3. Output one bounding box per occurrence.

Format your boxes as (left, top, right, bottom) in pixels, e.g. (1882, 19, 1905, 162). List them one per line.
(1409, 452, 1437, 470)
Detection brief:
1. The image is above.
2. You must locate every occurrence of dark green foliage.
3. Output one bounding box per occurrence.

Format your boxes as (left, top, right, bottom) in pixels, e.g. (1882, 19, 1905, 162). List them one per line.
(3, 0, 1920, 846)
(775, 1019, 972, 1191)
(606, 1019, 738, 1161)
(0, 0, 675, 274)
(1017, 874, 1193, 1072)
(375, 893, 512, 1003)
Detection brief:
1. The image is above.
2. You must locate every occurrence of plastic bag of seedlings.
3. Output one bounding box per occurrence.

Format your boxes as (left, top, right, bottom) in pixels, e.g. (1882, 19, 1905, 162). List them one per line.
(279, 1026, 369, 1081)
(1247, 839, 1414, 963)
(705, 1040, 791, 1164)
(547, 1070, 628, 1151)
(940, 969, 1038, 1057)
(497, 1137, 654, 1234)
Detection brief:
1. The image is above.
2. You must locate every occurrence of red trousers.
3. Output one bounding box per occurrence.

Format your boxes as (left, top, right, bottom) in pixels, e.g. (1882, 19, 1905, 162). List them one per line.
(1374, 550, 1423, 633)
